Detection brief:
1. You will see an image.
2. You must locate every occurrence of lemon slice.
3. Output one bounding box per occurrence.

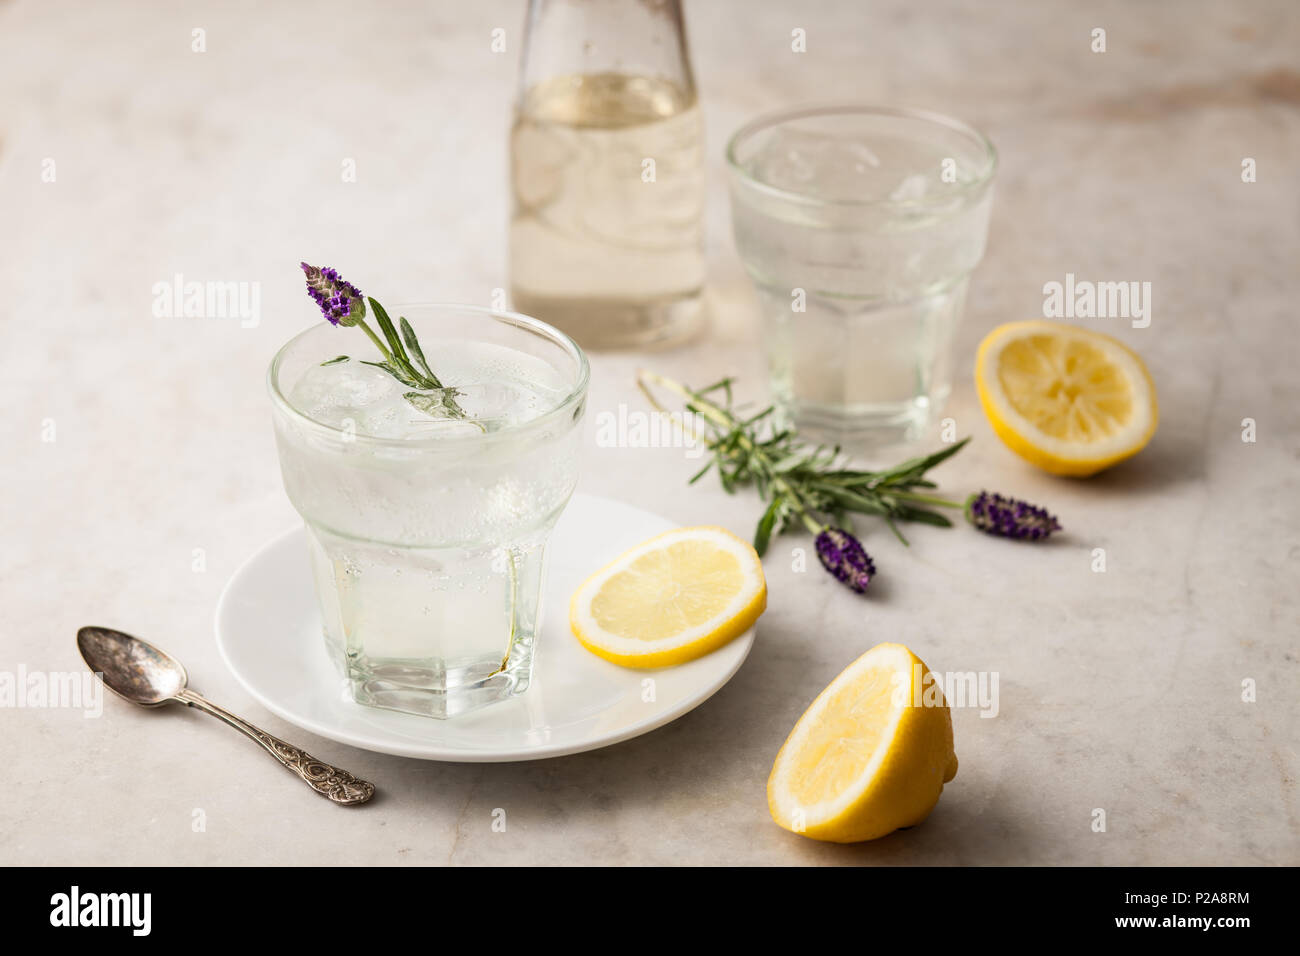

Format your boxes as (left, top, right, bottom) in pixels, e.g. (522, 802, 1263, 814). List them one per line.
(569, 526, 766, 668)
(975, 319, 1157, 476)
(768, 643, 958, 843)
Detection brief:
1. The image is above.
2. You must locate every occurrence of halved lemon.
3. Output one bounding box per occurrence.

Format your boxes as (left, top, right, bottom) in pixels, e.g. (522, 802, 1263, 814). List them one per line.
(975, 320, 1158, 477)
(768, 643, 958, 843)
(569, 526, 766, 668)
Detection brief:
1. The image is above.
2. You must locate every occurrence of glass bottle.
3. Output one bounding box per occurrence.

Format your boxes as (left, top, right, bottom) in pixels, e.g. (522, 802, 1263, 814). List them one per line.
(510, 0, 705, 350)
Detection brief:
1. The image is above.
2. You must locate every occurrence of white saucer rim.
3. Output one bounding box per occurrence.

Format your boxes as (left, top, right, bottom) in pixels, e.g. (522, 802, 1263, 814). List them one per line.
(213, 493, 756, 763)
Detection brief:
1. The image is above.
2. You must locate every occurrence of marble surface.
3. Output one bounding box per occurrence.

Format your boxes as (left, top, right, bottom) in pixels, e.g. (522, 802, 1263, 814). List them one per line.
(3, 0, 1297, 865)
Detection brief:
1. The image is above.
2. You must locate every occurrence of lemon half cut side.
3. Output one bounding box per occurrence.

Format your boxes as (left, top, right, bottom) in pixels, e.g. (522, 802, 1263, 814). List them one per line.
(975, 319, 1158, 476)
(768, 643, 958, 843)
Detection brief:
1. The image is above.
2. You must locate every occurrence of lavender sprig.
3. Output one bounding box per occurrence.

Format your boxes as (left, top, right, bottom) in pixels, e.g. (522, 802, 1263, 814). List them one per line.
(964, 491, 1062, 541)
(299, 263, 467, 420)
(302, 264, 365, 326)
(816, 528, 876, 593)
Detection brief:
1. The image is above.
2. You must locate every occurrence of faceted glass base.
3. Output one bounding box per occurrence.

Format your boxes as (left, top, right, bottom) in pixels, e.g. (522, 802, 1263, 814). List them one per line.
(340, 637, 535, 720)
(781, 389, 949, 454)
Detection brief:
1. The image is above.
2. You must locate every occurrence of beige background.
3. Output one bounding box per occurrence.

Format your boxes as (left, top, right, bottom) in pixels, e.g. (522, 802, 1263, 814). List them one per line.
(2, 0, 1297, 864)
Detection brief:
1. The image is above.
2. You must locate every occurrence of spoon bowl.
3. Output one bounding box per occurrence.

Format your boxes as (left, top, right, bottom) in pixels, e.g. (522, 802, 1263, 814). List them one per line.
(77, 626, 188, 705)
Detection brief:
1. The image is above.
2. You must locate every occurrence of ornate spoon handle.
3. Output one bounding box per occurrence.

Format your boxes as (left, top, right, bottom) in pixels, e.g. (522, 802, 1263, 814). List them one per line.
(177, 688, 375, 806)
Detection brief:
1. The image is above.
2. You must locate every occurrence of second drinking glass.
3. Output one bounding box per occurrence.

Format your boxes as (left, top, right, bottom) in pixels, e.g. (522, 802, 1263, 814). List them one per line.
(727, 105, 997, 449)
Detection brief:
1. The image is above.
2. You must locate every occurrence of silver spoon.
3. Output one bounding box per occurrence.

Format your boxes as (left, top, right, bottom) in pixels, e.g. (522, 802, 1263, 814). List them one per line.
(77, 625, 375, 806)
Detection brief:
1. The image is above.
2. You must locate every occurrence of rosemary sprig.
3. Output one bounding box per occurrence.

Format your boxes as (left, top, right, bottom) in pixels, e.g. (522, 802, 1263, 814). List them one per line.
(638, 371, 968, 555)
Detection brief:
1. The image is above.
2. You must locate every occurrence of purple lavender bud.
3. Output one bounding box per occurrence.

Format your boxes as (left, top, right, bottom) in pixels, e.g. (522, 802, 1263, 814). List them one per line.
(815, 528, 876, 594)
(964, 491, 1062, 541)
(301, 262, 365, 327)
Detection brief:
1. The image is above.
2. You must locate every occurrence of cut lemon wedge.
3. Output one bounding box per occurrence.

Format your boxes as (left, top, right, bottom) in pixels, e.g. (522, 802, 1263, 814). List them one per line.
(768, 643, 958, 843)
(975, 320, 1158, 476)
(569, 526, 766, 668)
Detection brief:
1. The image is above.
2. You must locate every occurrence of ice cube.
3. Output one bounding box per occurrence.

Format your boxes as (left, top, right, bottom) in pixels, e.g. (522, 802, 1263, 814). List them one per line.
(889, 173, 930, 202)
(449, 383, 535, 423)
(748, 130, 898, 201)
(288, 359, 401, 429)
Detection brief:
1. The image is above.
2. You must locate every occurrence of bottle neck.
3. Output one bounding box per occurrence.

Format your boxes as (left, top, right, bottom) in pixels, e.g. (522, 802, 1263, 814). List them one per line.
(518, 0, 696, 99)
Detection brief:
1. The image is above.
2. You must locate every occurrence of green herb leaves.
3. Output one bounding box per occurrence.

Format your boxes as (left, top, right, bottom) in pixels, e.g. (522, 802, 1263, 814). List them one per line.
(400, 316, 438, 386)
(639, 372, 968, 555)
(363, 298, 431, 388)
(362, 298, 467, 417)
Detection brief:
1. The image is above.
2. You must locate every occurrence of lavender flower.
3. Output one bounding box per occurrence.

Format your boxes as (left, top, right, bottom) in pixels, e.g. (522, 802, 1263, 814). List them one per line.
(301, 262, 365, 326)
(964, 491, 1061, 541)
(815, 528, 876, 593)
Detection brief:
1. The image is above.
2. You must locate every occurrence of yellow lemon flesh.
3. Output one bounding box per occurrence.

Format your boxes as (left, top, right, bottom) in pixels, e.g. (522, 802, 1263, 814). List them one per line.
(569, 526, 766, 668)
(768, 643, 958, 843)
(975, 319, 1157, 476)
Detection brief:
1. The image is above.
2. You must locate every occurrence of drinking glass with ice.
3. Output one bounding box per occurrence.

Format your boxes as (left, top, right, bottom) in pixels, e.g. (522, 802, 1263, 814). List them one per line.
(269, 283, 588, 719)
(726, 106, 997, 449)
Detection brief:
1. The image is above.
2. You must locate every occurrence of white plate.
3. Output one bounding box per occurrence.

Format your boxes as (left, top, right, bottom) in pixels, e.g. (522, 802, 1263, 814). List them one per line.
(215, 494, 756, 762)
